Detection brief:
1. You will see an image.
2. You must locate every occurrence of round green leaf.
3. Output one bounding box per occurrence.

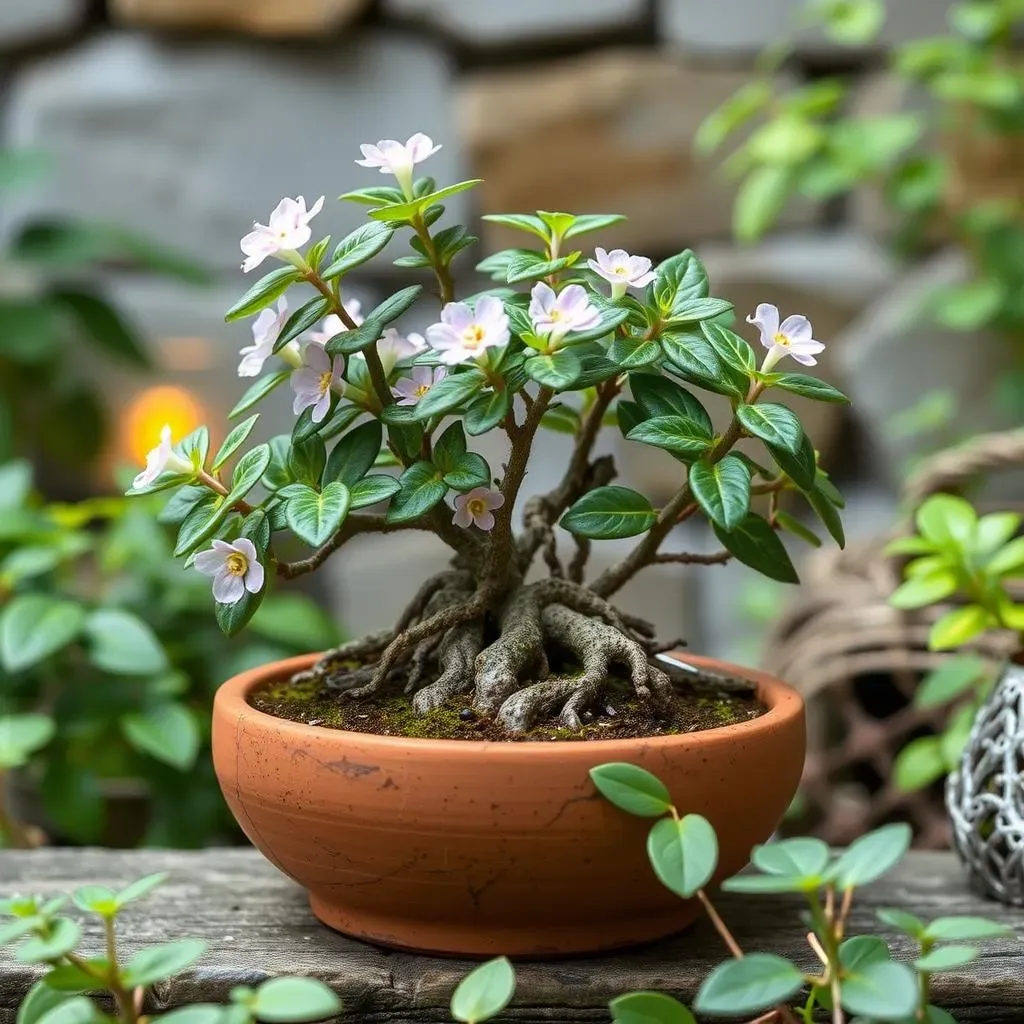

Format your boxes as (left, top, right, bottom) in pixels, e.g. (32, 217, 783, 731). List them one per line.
(450, 957, 516, 1024)
(839, 958, 918, 1020)
(689, 455, 751, 532)
(84, 609, 168, 676)
(646, 814, 718, 898)
(923, 915, 1012, 941)
(251, 978, 342, 1023)
(831, 823, 911, 890)
(285, 483, 351, 548)
(386, 461, 447, 524)
(121, 939, 207, 988)
(348, 475, 400, 510)
(561, 486, 657, 540)
(609, 991, 695, 1024)
(589, 763, 673, 818)
(914, 944, 978, 973)
(18, 982, 78, 1024)
(72, 886, 117, 917)
(694, 954, 803, 1016)
(751, 837, 829, 878)
(0, 594, 85, 673)
(17, 918, 81, 963)
(915, 494, 977, 547)
(34, 997, 99, 1024)
(121, 704, 200, 771)
(876, 908, 926, 938)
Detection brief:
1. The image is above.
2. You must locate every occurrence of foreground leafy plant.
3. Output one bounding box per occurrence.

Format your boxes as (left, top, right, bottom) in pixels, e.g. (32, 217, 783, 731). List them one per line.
(125, 132, 848, 733)
(590, 762, 1011, 1022)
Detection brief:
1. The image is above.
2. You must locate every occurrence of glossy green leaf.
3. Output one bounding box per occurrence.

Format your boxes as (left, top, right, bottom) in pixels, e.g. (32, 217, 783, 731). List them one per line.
(173, 494, 225, 557)
(250, 978, 342, 1023)
(839, 957, 917, 1020)
(324, 421, 382, 487)
(443, 454, 491, 492)
(524, 350, 582, 390)
(18, 984, 80, 1024)
(629, 374, 712, 435)
(465, 388, 512, 436)
(450, 957, 516, 1024)
(213, 415, 260, 472)
(121, 939, 207, 988)
(662, 332, 745, 399)
(831, 823, 912, 890)
(229, 372, 289, 419)
(115, 873, 169, 907)
(647, 814, 718, 898)
(890, 571, 959, 610)
(916, 494, 977, 548)
(737, 403, 803, 455)
(349, 475, 401, 510)
(33, 997, 98, 1024)
(225, 267, 301, 322)
(694, 954, 803, 1016)
(386, 461, 447, 524)
(84, 608, 168, 676)
(751, 837, 829, 878)
(121, 703, 200, 771)
(273, 297, 331, 352)
(226, 444, 272, 506)
(654, 251, 709, 315)
(285, 483, 351, 547)
(17, 918, 81, 963)
(506, 252, 580, 284)
(929, 605, 991, 651)
(609, 992, 695, 1024)
(561, 487, 657, 540)
(876, 907, 926, 938)
(480, 214, 548, 241)
(768, 373, 850, 403)
(589, 763, 673, 818)
(413, 369, 487, 420)
(626, 415, 713, 460)
(713, 513, 799, 584)
(322, 222, 393, 280)
(914, 945, 978, 972)
(0, 594, 86, 673)
(71, 886, 117, 917)
(689, 456, 751, 532)
(288, 436, 327, 488)
(923, 916, 1012, 942)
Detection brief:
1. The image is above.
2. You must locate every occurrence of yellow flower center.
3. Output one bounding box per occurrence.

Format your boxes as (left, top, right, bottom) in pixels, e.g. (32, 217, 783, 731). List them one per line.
(461, 324, 486, 348)
(415, 383, 431, 397)
(319, 370, 333, 392)
(226, 553, 249, 577)
(467, 498, 487, 517)
(614, 265, 629, 276)
(773, 332, 791, 347)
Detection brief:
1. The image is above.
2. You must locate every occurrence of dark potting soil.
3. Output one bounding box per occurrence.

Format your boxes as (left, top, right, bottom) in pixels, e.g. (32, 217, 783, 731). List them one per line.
(249, 666, 767, 742)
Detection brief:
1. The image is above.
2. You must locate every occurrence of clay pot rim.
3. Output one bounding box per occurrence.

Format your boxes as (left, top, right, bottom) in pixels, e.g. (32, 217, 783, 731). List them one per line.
(218, 650, 802, 756)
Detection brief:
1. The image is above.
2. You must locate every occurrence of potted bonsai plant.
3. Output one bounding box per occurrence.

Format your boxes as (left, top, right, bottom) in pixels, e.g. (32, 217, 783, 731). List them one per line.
(125, 133, 849, 955)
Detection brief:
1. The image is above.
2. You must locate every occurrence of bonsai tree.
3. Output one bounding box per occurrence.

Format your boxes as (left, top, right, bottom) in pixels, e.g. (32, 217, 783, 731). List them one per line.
(125, 132, 848, 732)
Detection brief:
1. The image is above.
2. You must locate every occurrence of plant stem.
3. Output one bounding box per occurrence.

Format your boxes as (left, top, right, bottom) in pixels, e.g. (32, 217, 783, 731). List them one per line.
(101, 919, 138, 1024)
(697, 890, 744, 960)
(195, 470, 252, 516)
(412, 214, 455, 305)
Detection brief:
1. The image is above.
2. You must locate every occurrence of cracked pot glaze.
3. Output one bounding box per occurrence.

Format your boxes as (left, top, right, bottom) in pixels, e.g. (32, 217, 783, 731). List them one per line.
(212, 651, 805, 956)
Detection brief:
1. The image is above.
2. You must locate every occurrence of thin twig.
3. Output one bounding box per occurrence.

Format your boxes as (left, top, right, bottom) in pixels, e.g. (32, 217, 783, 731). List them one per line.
(697, 889, 744, 960)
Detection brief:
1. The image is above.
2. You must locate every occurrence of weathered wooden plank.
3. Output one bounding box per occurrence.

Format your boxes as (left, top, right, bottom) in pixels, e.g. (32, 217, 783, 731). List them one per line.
(0, 850, 1021, 1022)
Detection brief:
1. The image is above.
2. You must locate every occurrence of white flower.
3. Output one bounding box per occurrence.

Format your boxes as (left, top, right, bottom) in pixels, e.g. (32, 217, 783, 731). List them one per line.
(305, 300, 364, 346)
(132, 425, 193, 489)
(391, 365, 447, 406)
(378, 327, 427, 376)
(240, 195, 325, 273)
(587, 247, 655, 299)
(194, 538, 265, 605)
(452, 487, 505, 532)
(425, 297, 509, 365)
(290, 343, 345, 424)
(529, 282, 601, 345)
(238, 298, 298, 376)
(746, 303, 825, 371)
(355, 133, 442, 197)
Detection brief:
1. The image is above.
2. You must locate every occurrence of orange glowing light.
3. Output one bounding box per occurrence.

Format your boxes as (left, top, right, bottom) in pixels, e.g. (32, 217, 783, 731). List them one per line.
(123, 386, 204, 465)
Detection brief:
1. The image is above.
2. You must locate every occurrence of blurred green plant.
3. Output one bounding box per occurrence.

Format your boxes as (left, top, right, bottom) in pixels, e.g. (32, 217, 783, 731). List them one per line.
(886, 493, 1023, 792)
(0, 149, 209, 479)
(0, 459, 342, 849)
(700, 0, 1024, 394)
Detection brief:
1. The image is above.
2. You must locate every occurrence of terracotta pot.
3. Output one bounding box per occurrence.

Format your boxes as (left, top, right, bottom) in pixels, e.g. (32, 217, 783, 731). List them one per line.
(212, 652, 805, 956)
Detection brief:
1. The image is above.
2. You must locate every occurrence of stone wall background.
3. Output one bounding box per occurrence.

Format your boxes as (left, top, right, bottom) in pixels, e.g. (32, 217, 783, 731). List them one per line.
(0, 0, 956, 659)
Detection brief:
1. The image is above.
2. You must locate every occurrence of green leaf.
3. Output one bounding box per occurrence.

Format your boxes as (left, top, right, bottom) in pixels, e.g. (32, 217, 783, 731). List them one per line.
(654, 251, 709, 314)
(987, 536, 1024, 577)
(339, 185, 404, 207)
(121, 704, 200, 771)
(289, 436, 327, 488)
(324, 422, 382, 487)
(769, 433, 817, 490)
(929, 605, 991, 651)
(285, 483, 351, 547)
(225, 267, 301, 322)
(33, 997, 99, 1024)
(916, 494, 977, 548)
(589, 763, 673, 818)
(481, 214, 549, 241)
(251, 978, 342, 1023)
(224, 444, 271, 506)
(386, 461, 447, 524)
(803, 482, 846, 548)
(349, 475, 400, 510)
(413, 369, 487, 420)
(443, 454, 491, 492)
(0, 594, 86, 672)
(561, 487, 657, 540)
(115, 873, 169, 907)
(52, 288, 149, 368)
(662, 332, 745, 399)
(0, 714, 55, 770)
(368, 180, 482, 223)
(366, 285, 423, 330)
(450, 957, 515, 1024)
(505, 252, 580, 284)
(609, 992, 695, 1024)
(694, 954, 803, 1016)
(734, 166, 793, 243)
(18, 984, 80, 1024)
(689, 456, 751, 531)
(722, 872, 818, 894)
(84, 608, 168, 676)
(915, 655, 987, 708)
(563, 214, 626, 239)
(17, 919, 81, 963)
(876, 908, 926, 938)
(274, 298, 331, 353)
(325, 320, 382, 357)
(890, 571, 958, 610)
(524, 350, 582, 390)
(72, 886, 118, 917)
(775, 510, 822, 548)
(154, 1007, 225, 1024)
(322, 222, 393, 280)
(713, 513, 799, 584)
(831, 823, 911, 890)
(665, 298, 733, 326)
(465, 388, 512, 436)
(923, 916, 1012, 942)
(230, 372, 289, 419)
(894, 736, 946, 792)
(914, 945, 978, 972)
(737, 403, 804, 455)
(173, 494, 226, 557)
(646, 814, 718, 899)
(213, 415, 260, 472)
(541, 404, 582, 435)
(626, 415, 713, 460)
(934, 278, 1005, 330)
(607, 337, 661, 369)
(816, 0, 885, 43)
(839, 958, 918, 1020)
(768, 373, 850, 403)
(431, 422, 467, 473)
(629, 374, 712, 435)
(121, 939, 207, 987)
(752, 837, 829, 878)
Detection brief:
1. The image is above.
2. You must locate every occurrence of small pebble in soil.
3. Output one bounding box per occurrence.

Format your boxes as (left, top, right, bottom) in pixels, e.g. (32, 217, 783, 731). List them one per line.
(459, 708, 476, 722)
(605, 705, 617, 716)
(307, 719, 323, 726)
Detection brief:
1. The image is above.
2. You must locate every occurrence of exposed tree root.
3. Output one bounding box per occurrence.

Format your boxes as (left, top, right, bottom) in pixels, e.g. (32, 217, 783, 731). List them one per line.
(291, 629, 395, 688)
(412, 620, 484, 713)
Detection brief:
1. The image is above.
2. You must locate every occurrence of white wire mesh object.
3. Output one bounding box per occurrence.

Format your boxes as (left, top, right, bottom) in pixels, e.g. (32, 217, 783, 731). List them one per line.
(947, 661, 1024, 906)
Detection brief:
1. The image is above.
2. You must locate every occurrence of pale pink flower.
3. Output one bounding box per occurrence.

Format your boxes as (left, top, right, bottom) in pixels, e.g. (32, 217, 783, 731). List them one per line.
(529, 282, 601, 344)
(425, 297, 509, 365)
(355, 133, 442, 197)
(746, 303, 825, 371)
(305, 300, 364, 347)
(132, 425, 193, 489)
(587, 247, 655, 299)
(378, 327, 427, 376)
(194, 538, 264, 605)
(240, 196, 325, 273)
(452, 487, 505, 532)
(290, 343, 345, 424)
(238, 298, 296, 377)
(391, 365, 447, 406)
